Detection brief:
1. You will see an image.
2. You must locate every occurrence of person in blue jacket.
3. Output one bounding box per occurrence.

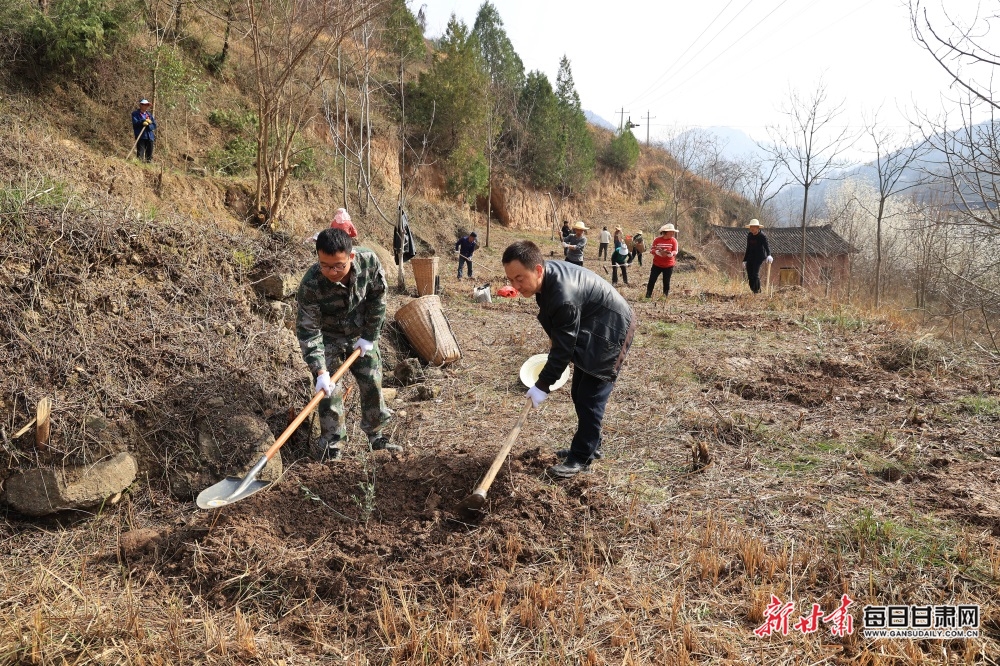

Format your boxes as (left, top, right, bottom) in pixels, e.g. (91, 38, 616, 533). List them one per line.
(131, 99, 156, 162)
(455, 231, 479, 279)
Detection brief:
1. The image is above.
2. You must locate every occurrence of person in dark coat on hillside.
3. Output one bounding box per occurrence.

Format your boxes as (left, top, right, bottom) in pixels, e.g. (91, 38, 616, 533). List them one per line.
(455, 231, 479, 279)
(560, 220, 571, 257)
(502, 240, 636, 478)
(743, 219, 773, 294)
(131, 99, 156, 162)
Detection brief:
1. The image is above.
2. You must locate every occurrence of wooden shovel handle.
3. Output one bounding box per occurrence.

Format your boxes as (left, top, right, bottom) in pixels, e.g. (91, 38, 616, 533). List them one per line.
(471, 396, 534, 497)
(261, 348, 363, 462)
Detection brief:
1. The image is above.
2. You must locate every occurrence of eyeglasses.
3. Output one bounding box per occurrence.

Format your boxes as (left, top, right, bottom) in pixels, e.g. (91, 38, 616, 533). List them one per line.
(320, 261, 350, 273)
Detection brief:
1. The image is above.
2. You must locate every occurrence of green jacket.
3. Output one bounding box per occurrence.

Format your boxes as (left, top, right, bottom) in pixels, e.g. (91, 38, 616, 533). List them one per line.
(611, 239, 629, 265)
(296, 247, 387, 374)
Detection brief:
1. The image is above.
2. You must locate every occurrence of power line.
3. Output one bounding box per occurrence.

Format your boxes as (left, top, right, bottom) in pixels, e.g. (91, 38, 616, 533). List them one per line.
(631, 0, 757, 106)
(641, 0, 797, 108)
(627, 0, 739, 106)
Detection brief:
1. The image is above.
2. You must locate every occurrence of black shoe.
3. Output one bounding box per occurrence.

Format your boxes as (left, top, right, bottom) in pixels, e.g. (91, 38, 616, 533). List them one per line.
(369, 435, 402, 452)
(547, 459, 590, 478)
(556, 448, 602, 460)
(311, 436, 344, 462)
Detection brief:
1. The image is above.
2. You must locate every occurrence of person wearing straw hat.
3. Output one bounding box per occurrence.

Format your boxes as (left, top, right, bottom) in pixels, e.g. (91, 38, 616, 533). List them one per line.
(454, 231, 479, 280)
(562, 220, 588, 266)
(296, 228, 400, 461)
(743, 219, 773, 294)
(646, 224, 679, 299)
(501, 240, 636, 478)
(131, 99, 156, 162)
(330, 208, 358, 238)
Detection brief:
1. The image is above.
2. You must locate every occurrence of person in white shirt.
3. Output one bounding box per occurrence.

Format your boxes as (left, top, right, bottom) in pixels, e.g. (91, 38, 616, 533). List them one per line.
(598, 226, 612, 260)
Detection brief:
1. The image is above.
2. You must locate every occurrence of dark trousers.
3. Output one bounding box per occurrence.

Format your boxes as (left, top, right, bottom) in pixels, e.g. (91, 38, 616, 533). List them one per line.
(628, 250, 643, 266)
(568, 369, 615, 464)
(646, 265, 673, 298)
(136, 139, 154, 162)
(598, 243, 608, 260)
(457, 256, 473, 278)
(747, 262, 763, 293)
(566, 259, 583, 266)
(612, 264, 628, 285)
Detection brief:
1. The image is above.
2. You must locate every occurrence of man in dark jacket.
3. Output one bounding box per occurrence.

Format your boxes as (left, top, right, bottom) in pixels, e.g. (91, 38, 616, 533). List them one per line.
(743, 219, 773, 294)
(455, 231, 479, 279)
(131, 99, 156, 162)
(502, 240, 636, 477)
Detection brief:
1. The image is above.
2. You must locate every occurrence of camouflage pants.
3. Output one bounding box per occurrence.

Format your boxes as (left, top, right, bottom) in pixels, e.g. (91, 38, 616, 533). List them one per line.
(318, 344, 391, 441)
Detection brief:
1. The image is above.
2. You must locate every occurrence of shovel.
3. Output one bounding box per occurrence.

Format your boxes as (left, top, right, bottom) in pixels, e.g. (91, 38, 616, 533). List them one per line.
(196, 348, 362, 509)
(456, 354, 570, 518)
(126, 124, 149, 160)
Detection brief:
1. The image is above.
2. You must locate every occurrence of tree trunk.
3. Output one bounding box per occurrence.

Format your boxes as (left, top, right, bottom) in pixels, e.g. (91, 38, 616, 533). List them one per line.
(799, 183, 810, 287)
(875, 197, 885, 308)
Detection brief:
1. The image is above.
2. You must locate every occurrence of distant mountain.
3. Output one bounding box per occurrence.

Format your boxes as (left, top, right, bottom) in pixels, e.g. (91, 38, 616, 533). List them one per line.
(584, 110, 615, 131)
(672, 126, 773, 164)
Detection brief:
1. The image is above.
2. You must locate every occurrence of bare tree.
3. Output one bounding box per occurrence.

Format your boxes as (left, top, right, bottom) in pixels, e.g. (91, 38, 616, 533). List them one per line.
(658, 126, 717, 230)
(766, 81, 856, 285)
(241, 0, 385, 225)
(861, 109, 930, 307)
(910, 1, 1000, 345)
(733, 154, 788, 219)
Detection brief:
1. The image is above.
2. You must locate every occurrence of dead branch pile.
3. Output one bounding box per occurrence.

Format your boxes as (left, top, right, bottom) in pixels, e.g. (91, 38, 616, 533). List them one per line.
(0, 203, 314, 480)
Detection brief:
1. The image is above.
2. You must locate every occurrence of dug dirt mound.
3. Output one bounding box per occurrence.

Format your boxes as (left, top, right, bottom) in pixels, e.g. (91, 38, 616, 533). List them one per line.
(155, 448, 622, 619)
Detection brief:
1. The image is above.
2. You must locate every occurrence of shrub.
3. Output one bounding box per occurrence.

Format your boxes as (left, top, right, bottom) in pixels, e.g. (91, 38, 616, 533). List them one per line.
(601, 129, 640, 172)
(28, 0, 131, 71)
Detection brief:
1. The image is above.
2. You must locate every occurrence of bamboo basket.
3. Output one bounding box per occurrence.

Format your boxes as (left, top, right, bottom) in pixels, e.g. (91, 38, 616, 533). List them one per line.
(410, 257, 439, 297)
(394, 295, 461, 366)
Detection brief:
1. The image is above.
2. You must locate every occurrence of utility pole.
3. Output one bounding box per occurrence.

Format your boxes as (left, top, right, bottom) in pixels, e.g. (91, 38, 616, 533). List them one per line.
(642, 111, 656, 146)
(616, 107, 630, 132)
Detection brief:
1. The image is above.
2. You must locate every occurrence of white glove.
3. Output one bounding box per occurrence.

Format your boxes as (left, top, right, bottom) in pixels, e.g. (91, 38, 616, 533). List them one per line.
(742, 261, 747, 268)
(353, 338, 374, 357)
(562, 242, 570, 248)
(526, 385, 548, 408)
(766, 255, 773, 264)
(315, 371, 333, 397)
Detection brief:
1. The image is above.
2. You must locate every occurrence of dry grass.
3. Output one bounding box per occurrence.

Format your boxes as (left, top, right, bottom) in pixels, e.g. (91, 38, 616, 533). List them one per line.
(3, 251, 1000, 664)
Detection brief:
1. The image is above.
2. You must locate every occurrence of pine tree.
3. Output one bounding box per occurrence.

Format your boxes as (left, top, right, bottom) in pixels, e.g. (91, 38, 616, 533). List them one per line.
(602, 128, 640, 172)
(409, 15, 491, 201)
(553, 56, 594, 194)
(520, 70, 561, 187)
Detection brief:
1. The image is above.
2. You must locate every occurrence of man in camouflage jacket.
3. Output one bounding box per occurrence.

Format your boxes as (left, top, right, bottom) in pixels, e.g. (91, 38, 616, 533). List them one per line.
(296, 228, 399, 460)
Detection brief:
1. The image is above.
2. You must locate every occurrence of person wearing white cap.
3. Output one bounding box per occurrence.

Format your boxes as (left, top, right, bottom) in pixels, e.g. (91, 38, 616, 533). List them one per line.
(743, 219, 773, 294)
(646, 224, 678, 299)
(131, 98, 156, 162)
(330, 208, 358, 238)
(562, 220, 588, 266)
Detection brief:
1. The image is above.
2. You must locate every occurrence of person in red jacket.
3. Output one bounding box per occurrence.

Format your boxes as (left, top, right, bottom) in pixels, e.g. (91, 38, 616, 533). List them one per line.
(646, 224, 678, 299)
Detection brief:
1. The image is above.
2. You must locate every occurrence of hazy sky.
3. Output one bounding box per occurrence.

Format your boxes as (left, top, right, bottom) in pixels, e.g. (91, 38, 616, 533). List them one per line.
(421, 0, 979, 158)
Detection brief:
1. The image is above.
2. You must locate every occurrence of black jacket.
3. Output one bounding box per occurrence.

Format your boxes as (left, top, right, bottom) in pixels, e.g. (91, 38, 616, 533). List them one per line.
(534, 260, 635, 389)
(744, 231, 771, 264)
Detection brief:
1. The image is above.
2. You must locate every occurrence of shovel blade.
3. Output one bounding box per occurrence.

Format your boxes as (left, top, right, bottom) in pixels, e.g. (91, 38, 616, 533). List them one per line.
(196, 476, 270, 509)
(456, 490, 487, 519)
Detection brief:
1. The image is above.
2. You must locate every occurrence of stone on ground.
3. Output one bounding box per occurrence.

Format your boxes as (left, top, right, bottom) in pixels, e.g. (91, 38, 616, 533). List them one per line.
(3, 452, 138, 517)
